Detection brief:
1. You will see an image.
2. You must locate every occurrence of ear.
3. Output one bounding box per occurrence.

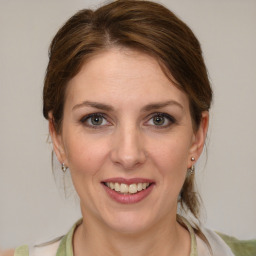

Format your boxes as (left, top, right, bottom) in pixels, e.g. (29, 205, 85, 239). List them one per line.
(187, 111, 209, 168)
(48, 112, 67, 165)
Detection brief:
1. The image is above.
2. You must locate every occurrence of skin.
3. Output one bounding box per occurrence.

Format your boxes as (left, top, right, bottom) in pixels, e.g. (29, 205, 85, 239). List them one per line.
(50, 48, 209, 256)
(0, 249, 15, 256)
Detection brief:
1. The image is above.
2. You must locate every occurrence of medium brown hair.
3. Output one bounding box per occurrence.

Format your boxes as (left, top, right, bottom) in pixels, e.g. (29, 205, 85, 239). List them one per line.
(43, 0, 212, 248)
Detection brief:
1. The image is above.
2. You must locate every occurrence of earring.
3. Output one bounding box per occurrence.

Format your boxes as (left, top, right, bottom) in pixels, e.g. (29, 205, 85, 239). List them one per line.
(61, 163, 68, 173)
(187, 157, 195, 176)
(187, 165, 195, 175)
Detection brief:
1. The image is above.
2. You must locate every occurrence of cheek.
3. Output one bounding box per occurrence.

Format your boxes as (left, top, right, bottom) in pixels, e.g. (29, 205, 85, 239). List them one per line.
(64, 134, 109, 177)
(148, 136, 191, 176)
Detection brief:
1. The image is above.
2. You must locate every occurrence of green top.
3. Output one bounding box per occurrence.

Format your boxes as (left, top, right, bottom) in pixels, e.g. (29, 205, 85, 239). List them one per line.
(14, 245, 29, 256)
(217, 233, 256, 256)
(55, 219, 81, 256)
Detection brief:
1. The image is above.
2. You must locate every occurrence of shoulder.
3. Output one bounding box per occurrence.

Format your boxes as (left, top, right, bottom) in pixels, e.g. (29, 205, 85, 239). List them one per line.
(31, 236, 63, 256)
(0, 249, 15, 256)
(13, 219, 81, 256)
(12, 236, 62, 256)
(197, 227, 235, 256)
(217, 232, 256, 256)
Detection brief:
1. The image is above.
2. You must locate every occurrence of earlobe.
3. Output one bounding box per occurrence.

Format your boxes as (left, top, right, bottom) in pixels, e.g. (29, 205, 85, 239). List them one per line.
(48, 112, 66, 165)
(188, 111, 209, 166)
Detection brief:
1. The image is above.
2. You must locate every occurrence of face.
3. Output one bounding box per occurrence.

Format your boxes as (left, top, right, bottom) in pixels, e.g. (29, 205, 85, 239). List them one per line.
(50, 48, 208, 234)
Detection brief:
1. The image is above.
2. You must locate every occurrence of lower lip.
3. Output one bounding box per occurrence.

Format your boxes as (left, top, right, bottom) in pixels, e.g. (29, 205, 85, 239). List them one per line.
(103, 184, 154, 204)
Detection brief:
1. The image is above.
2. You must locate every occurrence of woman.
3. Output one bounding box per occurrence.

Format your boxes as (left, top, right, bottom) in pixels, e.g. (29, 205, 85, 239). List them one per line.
(9, 0, 235, 255)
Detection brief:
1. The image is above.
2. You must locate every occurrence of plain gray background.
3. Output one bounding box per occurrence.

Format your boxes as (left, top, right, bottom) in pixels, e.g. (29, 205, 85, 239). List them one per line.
(0, 0, 256, 249)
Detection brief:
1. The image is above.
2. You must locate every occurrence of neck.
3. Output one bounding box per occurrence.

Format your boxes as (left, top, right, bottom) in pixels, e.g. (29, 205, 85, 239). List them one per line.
(73, 212, 191, 256)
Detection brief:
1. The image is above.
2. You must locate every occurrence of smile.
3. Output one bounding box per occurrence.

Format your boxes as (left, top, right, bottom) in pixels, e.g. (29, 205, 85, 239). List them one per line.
(102, 178, 154, 204)
(104, 182, 150, 194)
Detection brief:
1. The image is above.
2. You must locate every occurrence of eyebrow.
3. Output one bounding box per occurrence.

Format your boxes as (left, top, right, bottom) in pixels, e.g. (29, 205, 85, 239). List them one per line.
(72, 100, 183, 112)
(72, 101, 114, 111)
(141, 100, 184, 112)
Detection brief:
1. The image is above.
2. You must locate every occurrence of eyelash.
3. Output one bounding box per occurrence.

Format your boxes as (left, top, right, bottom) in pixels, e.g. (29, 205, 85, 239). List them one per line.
(80, 112, 176, 129)
(146, 112, 176, 128)
(80, 113, 110, 129)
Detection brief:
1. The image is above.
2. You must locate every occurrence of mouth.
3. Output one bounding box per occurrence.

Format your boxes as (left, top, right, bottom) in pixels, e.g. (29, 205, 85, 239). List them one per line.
(102, 178, 154, 204)
(103, 182, 151, 194)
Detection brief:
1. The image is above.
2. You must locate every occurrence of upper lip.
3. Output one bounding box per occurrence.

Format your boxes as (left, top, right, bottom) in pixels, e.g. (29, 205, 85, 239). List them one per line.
(102, 177, 154, 185)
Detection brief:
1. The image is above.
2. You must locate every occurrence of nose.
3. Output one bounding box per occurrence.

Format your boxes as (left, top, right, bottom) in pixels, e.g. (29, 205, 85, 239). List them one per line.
(110, 125, 146, 170)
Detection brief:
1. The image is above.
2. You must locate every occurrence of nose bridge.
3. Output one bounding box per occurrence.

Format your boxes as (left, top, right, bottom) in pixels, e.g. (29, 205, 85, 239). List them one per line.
(111, 122, 146, 169)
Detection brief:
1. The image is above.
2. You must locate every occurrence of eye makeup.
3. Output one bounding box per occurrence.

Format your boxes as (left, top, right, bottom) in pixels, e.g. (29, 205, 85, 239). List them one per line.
(145, 112, 177, 129)
(80, 113, 111, 129)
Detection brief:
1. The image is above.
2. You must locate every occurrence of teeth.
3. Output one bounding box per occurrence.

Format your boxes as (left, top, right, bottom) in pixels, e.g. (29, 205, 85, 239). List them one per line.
(114, 182, 120, 192)
(129, 184, 137, 194)
(106, 182, 150, 194)
(120, 183, 129, 193)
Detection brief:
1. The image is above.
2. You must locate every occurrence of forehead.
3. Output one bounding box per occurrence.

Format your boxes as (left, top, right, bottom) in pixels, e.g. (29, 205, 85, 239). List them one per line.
(65, 48, 189, 110)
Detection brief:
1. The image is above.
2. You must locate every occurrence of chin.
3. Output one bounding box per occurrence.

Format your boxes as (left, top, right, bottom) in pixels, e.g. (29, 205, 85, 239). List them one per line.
(101, 209, 158, 235)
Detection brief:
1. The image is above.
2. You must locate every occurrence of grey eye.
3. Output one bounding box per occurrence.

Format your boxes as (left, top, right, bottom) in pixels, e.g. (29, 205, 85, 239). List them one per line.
(90, 115, 104, 125)
(153, 116, 165, 125)
(146, 113, 175, 128)
(81, 113, 108, 127)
